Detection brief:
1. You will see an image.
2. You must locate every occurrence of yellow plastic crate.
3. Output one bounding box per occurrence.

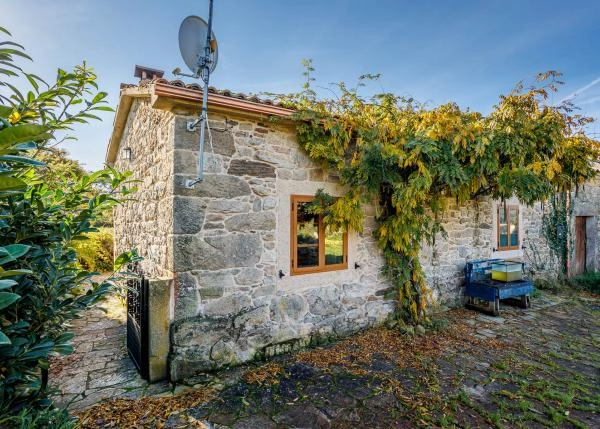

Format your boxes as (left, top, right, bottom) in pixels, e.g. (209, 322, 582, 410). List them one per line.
(491, 261, 523, 282)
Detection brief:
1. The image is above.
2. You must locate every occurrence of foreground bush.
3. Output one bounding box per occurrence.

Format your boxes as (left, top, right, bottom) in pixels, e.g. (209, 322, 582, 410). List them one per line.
(0, 26, 138, 417)
(0, 406, 76, 429)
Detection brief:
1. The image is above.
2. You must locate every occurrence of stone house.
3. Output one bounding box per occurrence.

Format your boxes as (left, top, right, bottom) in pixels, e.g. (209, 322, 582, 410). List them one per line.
(107, 66, 600, 381)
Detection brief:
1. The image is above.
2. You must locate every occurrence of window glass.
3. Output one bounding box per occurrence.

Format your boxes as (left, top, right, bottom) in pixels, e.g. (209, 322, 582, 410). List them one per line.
(497, 204, 519, 250)
(296, 202, 319, 268)
(499, 207, 508, 247)
(325, 230, 344, 265)
(509, 206, 519, 247)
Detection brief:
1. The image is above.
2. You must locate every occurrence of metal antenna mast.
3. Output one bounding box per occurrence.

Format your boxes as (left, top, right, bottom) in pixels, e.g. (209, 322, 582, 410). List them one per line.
(190, 0, 214, 187)
(174, 0, 217, 187)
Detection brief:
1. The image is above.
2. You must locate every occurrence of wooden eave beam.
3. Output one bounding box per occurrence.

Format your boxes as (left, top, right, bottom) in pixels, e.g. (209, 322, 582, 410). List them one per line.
(152, 82, 294, 119)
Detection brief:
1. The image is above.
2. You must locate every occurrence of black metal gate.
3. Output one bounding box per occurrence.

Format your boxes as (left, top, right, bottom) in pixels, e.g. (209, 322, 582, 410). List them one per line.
(126, 263, 149, 380)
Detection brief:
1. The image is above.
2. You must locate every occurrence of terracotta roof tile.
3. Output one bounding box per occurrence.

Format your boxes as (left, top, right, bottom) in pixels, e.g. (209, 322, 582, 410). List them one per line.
(123, 76, 284, 107)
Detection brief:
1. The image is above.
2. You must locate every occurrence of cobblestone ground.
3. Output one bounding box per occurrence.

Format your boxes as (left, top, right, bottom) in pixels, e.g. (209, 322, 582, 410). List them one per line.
(49, 295, 171, 410)
(53, 293, 600, 428)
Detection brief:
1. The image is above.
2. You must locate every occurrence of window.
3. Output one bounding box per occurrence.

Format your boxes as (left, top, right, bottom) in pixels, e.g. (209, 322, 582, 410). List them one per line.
(497, 204, 519, 250)
(290, 195, 348, 275)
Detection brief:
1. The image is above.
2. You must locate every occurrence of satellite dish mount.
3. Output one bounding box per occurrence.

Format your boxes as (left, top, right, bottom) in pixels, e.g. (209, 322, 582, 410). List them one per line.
(174, 0, 218, 187)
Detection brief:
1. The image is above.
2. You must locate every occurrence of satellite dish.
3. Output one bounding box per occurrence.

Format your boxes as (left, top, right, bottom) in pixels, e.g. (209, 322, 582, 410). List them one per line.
(178, 15, 218, 75)
(176, 2, 217, 187)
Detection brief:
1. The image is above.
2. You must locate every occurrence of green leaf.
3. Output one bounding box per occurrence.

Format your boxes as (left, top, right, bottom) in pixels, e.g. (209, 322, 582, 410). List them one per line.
(25, 73, 40, 92)
(0, 123, 51, 148)
(2, 82, 25, 103)
(0, 175, 27, 192)
(0, 279, 17, 290)
(0, 269, 32, 278)
(0, 67, 20, 78)
(0, 48, 32, 61)
(0, 291, 20, 310)
(55, 332, 75, 343)
(0, 105, 14, 117)
(91, 91, 108, 104)
(0, 244, 30, 262)
(114, 249, 140, 270)
(23, 340, 54, 360)
(14, 141, 37, 150)
(92, 105, 115, 112)
(0, 330, 10, 345)
(53, 343, 74, 355)
(0, 155, 45, 166)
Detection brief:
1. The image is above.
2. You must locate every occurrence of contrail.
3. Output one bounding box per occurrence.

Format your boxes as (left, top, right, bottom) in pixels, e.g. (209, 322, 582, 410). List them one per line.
(559, 75, 600, 104)
(577, 95, 600, 106)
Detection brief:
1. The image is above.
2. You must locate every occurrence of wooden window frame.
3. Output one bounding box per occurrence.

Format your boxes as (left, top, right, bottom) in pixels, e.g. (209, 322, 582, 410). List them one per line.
(290, 195, 348, 275)
(497, 204, 520, 251)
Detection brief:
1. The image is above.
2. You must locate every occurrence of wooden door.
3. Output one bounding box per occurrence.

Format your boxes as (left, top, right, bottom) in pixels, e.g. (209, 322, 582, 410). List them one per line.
(574, 216, 587, 275)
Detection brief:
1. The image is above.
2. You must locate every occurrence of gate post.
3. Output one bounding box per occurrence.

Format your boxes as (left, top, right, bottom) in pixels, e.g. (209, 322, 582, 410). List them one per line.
(147, 278, 172, 382)
(127, 265, 172, 382)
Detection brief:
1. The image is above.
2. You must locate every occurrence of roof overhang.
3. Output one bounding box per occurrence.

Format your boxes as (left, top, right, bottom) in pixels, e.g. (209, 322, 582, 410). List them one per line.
(106, 82, 294, 166)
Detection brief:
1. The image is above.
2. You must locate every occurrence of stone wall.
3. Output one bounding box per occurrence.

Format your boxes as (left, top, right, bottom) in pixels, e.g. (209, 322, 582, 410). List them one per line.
(168, 114, 392, 380)
(164, 111, 600, 380)
(112, 95, 600, 382)
(520, 203, 560, 279)
(421, 197, 561, 306)
(421, 178, 600, 304)
(113, 99, 175, 279)
(421, 198, 494, 306)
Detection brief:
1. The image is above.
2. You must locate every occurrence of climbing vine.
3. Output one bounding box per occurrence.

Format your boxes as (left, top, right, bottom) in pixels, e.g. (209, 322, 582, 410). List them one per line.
(278, 64, 600, 323)
(542, 193, 571, 276)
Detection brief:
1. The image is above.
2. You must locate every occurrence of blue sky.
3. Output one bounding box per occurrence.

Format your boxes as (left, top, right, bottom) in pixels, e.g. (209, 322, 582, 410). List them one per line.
(4, 0, 600, 170)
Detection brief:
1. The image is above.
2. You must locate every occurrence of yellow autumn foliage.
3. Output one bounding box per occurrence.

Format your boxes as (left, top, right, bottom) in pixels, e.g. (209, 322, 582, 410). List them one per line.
(283, 66, 600, 323)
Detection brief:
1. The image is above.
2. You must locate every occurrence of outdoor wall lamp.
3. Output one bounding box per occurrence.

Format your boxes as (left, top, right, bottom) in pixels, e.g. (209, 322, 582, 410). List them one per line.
(278, 270, 286, 279)
(122, 147, 132, 161)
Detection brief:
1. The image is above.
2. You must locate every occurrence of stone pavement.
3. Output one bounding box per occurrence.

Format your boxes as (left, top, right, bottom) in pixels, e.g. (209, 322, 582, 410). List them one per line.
(49, 294, 171, 410)
(165, 294, 598, 429)
(52, 292, 600, 428)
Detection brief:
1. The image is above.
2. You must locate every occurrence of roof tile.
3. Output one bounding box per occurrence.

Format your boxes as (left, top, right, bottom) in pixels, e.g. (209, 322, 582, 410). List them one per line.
(123, 76, 284, 107)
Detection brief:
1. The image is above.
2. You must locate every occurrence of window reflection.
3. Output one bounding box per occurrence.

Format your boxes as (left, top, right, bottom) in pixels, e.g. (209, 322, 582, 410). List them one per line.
(499, 207, 508, 247)
(325, 230, 344, 265)
(509, 207, 518, 246)
(296, 202, 319, 267)
(498, 205, 519, 250)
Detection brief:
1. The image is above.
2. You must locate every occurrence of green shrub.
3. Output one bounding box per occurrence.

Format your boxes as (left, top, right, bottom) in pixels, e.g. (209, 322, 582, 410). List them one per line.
(72, 228, 114, 272)
(0, 406, 76, 429)
(0, 27, 139, 414)
(567, 272, 600, 294)
(423, 316, 449, 331)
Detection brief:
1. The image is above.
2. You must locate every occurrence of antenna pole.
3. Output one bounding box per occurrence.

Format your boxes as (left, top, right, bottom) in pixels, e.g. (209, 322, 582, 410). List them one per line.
(187, 0, 214, 187)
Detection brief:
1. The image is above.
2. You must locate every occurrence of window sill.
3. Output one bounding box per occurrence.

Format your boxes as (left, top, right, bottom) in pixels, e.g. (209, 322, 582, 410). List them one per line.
(291, 263, 348, 276)
(492, 248, 523, 259)
(277, 266, 354, 293)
